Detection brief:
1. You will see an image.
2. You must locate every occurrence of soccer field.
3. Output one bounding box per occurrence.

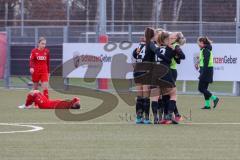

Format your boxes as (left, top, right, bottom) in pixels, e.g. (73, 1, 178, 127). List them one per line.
(0, 88, 240, 160)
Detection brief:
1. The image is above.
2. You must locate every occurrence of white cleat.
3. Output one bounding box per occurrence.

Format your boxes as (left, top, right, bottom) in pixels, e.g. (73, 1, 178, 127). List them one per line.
(18, 104, 32, 109)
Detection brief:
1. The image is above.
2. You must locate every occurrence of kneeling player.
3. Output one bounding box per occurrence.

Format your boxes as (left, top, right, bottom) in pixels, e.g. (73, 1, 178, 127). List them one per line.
(18, 90, 80, 109)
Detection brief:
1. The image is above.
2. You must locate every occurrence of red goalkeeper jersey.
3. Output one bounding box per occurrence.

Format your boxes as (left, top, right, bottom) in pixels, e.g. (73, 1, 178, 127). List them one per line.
(33, 92, 79, 109)
(30, 48, 50, 74)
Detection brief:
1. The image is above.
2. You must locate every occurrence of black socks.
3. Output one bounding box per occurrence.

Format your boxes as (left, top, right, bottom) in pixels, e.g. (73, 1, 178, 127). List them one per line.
(136, 96, 143, 118)
(151, 101, 159, 121)
(167, 100, 176, 114)
(143, 97, 150, 120)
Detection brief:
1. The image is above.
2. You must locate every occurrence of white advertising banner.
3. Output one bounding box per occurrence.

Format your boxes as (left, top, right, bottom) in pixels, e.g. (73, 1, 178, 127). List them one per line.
(62, 43, 138, 79)
(178, 44, 240, 81)
(63, 43, 240, 81)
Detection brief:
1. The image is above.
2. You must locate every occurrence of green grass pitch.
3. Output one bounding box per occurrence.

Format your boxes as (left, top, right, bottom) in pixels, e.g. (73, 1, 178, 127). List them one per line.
(0, 88, 240, 160)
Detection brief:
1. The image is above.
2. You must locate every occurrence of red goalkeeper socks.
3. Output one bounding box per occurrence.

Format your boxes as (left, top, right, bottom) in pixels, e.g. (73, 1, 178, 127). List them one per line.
(25, 94, 34, 106)
(43, 89, 49, 99)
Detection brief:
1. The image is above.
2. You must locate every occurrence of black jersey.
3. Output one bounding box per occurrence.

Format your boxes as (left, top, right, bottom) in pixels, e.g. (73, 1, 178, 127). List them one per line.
(155, 45, 167, 62)
(155, 46, 174, 66)
(154, 46, 176, 86)
(171, 44, 186, 82)
(173, 44, 186, 64)
(132, 42, 146, 80)
(132, 42, 145, 63)
(143, 41, 156, 62)
(144, 41, 171, 63)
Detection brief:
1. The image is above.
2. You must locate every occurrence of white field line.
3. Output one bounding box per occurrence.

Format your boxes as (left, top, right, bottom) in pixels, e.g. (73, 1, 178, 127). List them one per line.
(1, 122, 240, 125)
(0, 123, 44, 134)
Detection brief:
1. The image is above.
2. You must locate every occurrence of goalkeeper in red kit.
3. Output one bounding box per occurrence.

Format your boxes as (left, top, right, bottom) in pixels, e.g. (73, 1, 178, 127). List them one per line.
(30, 37, 50, 99)
(18, 90, 80, 109)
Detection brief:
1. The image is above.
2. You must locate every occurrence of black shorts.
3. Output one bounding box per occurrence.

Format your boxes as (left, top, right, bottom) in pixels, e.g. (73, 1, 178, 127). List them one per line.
(171, 69, 177, 82)
(133, 62, 153, 85)
(133, 72, 145, 78)
(133, 72, 146, 84)
(148, 63, 175, 88)
(160, 69, 176, 88)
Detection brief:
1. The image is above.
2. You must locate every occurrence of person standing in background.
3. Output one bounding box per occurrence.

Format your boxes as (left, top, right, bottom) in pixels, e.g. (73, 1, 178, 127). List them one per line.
(30, 37, 50, 99)
(196, 36, 219, 109)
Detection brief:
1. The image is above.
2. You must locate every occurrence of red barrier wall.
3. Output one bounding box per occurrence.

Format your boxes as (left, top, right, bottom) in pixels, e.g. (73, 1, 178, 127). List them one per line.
(0, 32, 7, 79)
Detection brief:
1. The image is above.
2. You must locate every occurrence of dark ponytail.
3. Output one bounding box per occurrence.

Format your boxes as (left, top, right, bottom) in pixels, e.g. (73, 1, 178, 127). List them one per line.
(144, 27, 155, 44)
(198, 36, 213, 45)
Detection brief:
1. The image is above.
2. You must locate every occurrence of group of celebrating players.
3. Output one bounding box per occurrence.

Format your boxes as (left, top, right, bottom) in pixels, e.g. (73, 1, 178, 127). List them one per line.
(132, 27, 219, 125)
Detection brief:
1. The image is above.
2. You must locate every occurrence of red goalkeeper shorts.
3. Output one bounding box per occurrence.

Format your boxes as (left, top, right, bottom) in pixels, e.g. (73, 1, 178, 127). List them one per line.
(32, 72, 49, 83)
